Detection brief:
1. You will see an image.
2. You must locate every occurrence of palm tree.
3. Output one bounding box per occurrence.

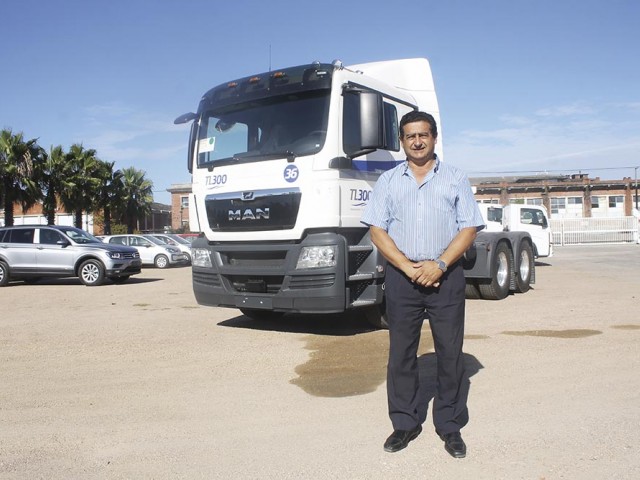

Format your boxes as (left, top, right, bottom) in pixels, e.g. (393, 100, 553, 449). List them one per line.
(39, 145, 67, 225)
(0, 128, 44, 226)
(119, 166, 154, 233)
(93, 160, 123, 235)
(59, 143, 101, 228)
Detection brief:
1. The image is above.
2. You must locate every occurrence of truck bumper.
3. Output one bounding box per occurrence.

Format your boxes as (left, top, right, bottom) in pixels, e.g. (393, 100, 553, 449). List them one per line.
(191, 232, 351, 314)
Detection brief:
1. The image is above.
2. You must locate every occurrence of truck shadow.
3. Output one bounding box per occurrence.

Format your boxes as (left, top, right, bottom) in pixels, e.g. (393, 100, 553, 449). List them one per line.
(218, 311, 375, 336)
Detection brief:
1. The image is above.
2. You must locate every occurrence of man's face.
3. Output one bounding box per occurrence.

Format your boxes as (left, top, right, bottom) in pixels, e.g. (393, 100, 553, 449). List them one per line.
(400, 120, 437, 164)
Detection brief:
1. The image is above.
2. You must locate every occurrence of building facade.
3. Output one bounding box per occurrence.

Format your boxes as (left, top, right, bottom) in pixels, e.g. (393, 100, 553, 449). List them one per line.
(472, 174, 639, 219)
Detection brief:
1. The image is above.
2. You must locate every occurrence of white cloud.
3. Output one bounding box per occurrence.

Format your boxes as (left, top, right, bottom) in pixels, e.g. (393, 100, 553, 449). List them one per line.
(535, 102, 596, 117)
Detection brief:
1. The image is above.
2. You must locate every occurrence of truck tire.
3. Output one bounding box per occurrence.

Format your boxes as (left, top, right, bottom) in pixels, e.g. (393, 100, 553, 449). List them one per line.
(465, 280, 482, 299)
(364, 302, 389, 330)
(239, 308, 284, 322)
(515, 241, 534, 293)
(478, 242, 512, 300)
(0, 261, 9, 287)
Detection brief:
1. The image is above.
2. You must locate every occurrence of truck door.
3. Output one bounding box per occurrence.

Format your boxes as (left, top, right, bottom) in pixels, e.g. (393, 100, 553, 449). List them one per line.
(518, 207, 552, 257)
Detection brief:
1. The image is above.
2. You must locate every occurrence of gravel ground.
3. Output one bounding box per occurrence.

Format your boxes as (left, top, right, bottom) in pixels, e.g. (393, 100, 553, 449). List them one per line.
(1, 244, 639, 479)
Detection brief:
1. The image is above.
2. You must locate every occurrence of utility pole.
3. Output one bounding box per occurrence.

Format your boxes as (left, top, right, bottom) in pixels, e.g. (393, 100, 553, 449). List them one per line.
(635, 166, 638, 210)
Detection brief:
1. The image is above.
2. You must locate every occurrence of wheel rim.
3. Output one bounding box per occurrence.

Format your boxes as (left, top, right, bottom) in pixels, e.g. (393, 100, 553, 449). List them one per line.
(82, 263, 99, 283)
(0, 266, 5, 283)
(497, 252, 509, 287)
(157, 257, 168, 268)
(519, 250, 531, 279)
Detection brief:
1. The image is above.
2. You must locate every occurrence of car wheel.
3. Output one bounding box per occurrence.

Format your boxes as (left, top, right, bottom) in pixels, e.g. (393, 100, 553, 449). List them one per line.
(79, 259, 105, 286)
(111, 275, 130, 284)
(0, 261, 9, 287)
(155, 255, 169, 269)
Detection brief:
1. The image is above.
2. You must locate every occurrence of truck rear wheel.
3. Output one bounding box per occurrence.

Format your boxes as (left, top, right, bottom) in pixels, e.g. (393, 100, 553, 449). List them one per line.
(478, 242, 512, 300)
(239, 308, 284, 322)
(465, 280, 482, 299)
(515, 242, 534, 293)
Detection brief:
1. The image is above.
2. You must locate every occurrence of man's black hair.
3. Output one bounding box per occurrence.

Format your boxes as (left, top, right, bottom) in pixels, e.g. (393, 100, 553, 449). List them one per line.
(399, 111, 438, 139)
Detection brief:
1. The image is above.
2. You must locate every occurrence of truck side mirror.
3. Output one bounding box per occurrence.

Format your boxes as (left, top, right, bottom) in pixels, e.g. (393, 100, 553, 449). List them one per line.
(342, 88, 384, 158)
(175, 112, 198, 174)
(359, 91, 384, 149)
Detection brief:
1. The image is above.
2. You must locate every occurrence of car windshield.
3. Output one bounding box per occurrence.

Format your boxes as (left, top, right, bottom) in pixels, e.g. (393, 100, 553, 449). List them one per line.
(60, 227, 102, 244)
(142, 235, 166, 246)
(196, 90, 330, 168)
(167, 234, 190, 245)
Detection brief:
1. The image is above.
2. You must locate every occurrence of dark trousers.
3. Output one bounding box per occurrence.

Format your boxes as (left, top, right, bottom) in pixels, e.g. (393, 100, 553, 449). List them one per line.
(385, 261, 469, 434)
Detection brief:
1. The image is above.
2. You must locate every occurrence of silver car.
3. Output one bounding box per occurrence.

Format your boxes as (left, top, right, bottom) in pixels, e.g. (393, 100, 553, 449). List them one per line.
(100, 234, 189, 268)
(148, 234, 192, 264)
(0, 225, 142, 286)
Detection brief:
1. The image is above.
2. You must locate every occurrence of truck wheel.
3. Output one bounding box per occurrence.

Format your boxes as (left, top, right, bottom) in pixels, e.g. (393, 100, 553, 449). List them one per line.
(515, 242, 534, 293)
(478, 242, 512, 300)
(0, 261, 10, 287)
(79, 259, 105, 286)
(465, 280, 482, 299)
(239, 308, 284, 322)
(364, 302, 389, 329)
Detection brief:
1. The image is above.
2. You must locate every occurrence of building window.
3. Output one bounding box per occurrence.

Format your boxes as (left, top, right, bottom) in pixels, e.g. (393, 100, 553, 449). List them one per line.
(181, 196, 189, 209)
(526, 198, 542, 205)
(591, 196, 600, 209)
(608, 195, 623, 208)
(550, 197, 566, 215)
(568, 197, 582, 204)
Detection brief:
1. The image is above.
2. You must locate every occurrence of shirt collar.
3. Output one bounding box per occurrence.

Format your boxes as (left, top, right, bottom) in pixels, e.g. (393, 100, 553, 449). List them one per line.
(402, 154, 440, 175)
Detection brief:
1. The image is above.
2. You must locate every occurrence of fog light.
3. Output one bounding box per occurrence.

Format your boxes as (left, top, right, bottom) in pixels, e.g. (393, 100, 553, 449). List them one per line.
(296, 245, 337, 269)
(192, 248, 212, 268)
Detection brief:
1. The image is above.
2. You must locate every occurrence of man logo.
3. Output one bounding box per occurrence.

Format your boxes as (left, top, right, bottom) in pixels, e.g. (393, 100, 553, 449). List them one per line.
(242, 192, 254, 201)
(228, 208, 270, 221)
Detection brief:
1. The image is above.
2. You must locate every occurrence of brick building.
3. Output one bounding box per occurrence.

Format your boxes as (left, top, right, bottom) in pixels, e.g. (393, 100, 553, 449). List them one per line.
(166, 183, 192, 231)
(472, 174, 639, 219)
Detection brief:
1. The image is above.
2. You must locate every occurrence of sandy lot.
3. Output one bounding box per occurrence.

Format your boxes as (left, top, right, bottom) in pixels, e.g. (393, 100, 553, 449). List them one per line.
(1, 244, 639, 479)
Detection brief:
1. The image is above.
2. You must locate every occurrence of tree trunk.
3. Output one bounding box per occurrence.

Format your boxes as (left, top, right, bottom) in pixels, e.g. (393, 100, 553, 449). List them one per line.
(75, 210, 83, 229)
(103, 207, 112, 235)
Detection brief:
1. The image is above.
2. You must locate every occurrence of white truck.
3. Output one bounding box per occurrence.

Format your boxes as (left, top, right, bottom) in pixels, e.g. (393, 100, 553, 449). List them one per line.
(175, 58, 541, 328)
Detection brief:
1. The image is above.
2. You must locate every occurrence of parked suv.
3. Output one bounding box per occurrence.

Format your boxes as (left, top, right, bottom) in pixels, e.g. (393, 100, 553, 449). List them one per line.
(100, 234, 189, 268)
(0, 225, 141, 287)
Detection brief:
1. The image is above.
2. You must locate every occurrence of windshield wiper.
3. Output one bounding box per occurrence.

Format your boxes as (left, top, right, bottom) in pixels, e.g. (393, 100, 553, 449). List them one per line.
(233, 151, 297, 162)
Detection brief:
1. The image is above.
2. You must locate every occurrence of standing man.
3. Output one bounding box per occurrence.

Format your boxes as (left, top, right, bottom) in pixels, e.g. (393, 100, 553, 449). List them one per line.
(361, 111, 484, 458)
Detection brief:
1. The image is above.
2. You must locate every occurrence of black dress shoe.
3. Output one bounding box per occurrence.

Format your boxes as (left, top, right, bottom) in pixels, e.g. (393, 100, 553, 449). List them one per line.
(439, 431, 466, 458)
(383, 425, 422, 452)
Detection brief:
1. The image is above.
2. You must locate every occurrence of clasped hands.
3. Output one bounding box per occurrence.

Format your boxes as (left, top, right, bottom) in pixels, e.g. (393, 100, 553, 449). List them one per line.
(403, 260, 443, 288)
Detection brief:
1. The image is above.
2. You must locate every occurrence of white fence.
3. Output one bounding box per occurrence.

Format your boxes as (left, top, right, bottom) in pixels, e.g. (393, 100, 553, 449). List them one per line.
(0, 214, 94, 233)
(551, 216, 639, 246)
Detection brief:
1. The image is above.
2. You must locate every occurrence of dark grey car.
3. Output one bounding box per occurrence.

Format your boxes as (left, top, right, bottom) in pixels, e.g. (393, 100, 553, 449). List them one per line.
(0, 225, 142, 286)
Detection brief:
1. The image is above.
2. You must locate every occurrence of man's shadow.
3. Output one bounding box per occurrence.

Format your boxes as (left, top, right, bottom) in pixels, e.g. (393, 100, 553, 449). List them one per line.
(416, 353, 483, 425)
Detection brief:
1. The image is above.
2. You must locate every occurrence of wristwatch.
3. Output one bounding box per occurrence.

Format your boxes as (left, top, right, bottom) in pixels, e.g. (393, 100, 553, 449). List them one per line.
(435, 259, 448, 272)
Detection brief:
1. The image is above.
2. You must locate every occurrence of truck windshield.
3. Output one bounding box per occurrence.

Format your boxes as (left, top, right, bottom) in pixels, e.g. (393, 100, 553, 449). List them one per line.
(196, 90, 330, 168)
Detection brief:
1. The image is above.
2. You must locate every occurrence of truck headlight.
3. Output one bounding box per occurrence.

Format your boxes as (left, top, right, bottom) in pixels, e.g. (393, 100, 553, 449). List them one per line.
(296, 245, 337, 269)
(192, 248, 212, 268)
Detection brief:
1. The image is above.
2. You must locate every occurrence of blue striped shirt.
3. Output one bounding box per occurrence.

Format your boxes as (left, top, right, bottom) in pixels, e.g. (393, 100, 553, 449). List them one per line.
(361, 157, 485, 261)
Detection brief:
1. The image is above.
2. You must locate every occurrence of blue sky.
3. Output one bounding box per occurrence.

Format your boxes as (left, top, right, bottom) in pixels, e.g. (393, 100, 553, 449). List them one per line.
(2, 0, 639, 204)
